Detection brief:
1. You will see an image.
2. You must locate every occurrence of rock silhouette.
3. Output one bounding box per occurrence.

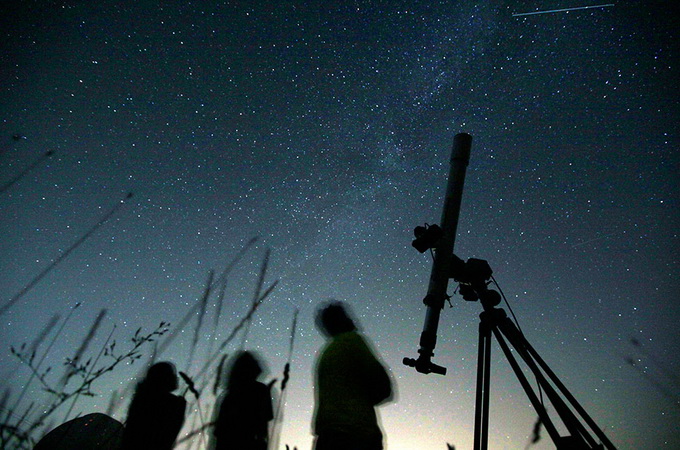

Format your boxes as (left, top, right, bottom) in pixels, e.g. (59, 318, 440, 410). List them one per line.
(33, 412, 123, 450)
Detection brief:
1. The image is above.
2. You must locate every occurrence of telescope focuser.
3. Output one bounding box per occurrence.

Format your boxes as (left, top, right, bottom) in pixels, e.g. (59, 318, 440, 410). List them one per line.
(403, 353, 447, 375)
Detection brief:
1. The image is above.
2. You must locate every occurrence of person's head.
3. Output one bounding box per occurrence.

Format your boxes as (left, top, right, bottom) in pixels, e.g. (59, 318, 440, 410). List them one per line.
(316, 301, 357, 337)
(142, 361, 178, 393)
(227, 351, 263, 388)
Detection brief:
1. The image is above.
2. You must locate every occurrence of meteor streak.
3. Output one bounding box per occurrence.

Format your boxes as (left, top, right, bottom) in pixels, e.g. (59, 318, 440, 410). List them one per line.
(512, 3, 614, 17)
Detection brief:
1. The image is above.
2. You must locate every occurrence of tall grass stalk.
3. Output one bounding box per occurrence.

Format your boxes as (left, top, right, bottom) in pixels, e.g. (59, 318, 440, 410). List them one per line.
(0, 193, 133, 317)
(62, 323, 116, 423)
(207, 278, 228, 358)
(4, 320, 168, 448)
(6, 302, 81, 426)
(202, 279, 278, 379)
(187, 270, 214, 371)
(270, 308, 299, 450)
(155, 238, 257, 359)
(240, 248, 270, 350)
(28, 314, 60, 357)
(0, 388, 11, 448)
(59, 309, 108, 389)
(213, 354, 228, 396)
(0, 149, 55, 195)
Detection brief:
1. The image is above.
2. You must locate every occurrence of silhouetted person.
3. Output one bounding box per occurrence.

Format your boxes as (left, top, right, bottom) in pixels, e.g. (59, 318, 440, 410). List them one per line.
(213, 351, 273, 450)
(121, 361, 186, 450)
(313, 301, 393, 450)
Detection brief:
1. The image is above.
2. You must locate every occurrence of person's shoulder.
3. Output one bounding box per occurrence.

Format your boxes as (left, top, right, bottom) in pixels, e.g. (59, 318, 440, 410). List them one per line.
(254, 381, 271, 394)
(325, 331, 371, 354)
(169, 393, 187, 408)
(335, 329, 361, 341)
(340, 330, 369, 346)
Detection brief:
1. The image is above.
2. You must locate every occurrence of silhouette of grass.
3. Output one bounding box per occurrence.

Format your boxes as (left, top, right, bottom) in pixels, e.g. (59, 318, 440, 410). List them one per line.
(105, 389, 120, 418)
(60, 309, 108, 388)
(3, 320, 168, 449)
(62, 323, 117, 423)
(3, 239, 280, 449)
(0, 193, 133, 317)
(155, 238, 259, 360)
(28, 314, 60, 357)
(0, 389, 10, 423)
(208, 278, 228, 357)
(213, 353, 228, 396)
(0, 149, 55, 195)
(187, 270, 214, 371)
(270, 308, 299, 450)
(176, 248, 278, 448)
(6, 303, 82, 429)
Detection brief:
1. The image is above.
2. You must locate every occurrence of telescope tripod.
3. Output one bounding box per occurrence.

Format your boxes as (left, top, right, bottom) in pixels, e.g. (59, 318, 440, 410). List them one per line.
(474, 306, 616, 450)
(401, 134, 616, 448)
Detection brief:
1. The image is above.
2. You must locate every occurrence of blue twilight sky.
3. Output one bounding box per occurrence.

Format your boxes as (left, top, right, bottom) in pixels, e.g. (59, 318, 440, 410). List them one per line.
(1, 1, 678, 449)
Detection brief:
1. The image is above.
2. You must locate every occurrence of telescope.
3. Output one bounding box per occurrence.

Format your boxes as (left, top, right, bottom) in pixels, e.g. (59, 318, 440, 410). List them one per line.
(402, 133, 616, 449)
(402, 133, 471, 375)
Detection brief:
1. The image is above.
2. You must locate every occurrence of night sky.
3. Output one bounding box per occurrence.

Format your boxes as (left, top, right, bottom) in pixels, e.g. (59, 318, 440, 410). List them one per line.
(1, 1, 678, 449)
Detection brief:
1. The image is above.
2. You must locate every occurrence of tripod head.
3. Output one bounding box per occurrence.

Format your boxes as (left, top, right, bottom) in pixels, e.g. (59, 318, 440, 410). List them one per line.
(450, 256, 501, 309)
(402, 249, 501, 375)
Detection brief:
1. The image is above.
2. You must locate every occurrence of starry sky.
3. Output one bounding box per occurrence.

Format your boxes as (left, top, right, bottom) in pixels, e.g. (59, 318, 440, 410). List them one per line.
(1, 1, 678, 449)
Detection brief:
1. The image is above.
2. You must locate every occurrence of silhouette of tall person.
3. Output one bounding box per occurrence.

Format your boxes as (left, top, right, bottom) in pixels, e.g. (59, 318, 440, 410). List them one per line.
(313, 301, 393, 450)
(213, 351, 273, 450)
(121, 361, 186, 450)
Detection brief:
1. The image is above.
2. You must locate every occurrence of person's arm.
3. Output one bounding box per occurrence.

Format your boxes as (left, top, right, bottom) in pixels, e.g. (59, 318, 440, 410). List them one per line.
(368, 356, 392, 405)
(356, 335, 393, 405)
(168, 396, 187, 444)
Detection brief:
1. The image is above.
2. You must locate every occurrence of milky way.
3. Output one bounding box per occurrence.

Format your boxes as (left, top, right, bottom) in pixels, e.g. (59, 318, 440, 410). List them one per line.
(1, 2, 678, 449)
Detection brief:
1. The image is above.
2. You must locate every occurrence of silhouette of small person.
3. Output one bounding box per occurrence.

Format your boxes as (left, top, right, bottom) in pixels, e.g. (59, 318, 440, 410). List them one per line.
(313, 301, 393, 450)
(121, 361, 186, 450)
(213, 351, 273, 450)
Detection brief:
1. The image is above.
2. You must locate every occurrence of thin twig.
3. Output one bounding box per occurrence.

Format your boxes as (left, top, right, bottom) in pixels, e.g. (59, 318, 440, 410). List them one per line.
(60, 309, 108, 389)
(62, 323, 116, 423)
(12, 323, 169, 440)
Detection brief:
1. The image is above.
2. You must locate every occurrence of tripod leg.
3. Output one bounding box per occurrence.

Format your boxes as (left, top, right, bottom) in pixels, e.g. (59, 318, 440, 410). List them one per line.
(499, 317, 610, 449)
(490, 326, 564, 445)
(520, 333, 617, 450)
(481, 324, 491, 450)
(474, 320, 492, 450)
